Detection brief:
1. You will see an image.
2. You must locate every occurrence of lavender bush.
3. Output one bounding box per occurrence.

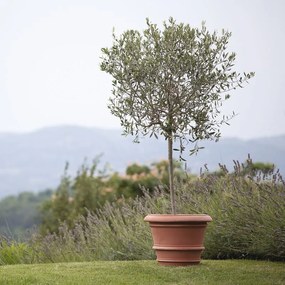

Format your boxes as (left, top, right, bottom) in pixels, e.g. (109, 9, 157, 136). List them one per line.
(27, 160, 285, 263)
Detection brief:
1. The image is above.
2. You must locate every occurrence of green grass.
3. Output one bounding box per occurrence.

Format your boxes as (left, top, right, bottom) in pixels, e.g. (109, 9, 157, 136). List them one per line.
(0, 260, 284, 285)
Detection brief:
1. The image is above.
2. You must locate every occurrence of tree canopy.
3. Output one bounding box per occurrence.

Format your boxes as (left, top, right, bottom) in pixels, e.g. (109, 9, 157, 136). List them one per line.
(101, 18, 254, 148)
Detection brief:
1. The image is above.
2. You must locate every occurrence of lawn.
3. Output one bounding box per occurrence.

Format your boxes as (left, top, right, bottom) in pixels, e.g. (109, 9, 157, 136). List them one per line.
(0, 260, 284, 285)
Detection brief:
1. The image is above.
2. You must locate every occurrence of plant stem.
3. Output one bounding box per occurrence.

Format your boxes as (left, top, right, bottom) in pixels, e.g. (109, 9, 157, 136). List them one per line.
(168, 134, 176, 214)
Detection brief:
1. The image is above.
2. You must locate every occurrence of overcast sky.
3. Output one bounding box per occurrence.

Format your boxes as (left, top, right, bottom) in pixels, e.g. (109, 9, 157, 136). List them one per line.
(0, 0, 284, 139)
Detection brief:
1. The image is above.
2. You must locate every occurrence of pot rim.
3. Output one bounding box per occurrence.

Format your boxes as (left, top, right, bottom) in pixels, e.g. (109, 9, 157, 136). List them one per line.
(144, 214, 212, 223)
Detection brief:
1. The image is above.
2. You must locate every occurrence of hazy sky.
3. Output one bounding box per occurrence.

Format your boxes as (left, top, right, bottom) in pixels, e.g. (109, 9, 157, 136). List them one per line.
(0, 0, 284, 139)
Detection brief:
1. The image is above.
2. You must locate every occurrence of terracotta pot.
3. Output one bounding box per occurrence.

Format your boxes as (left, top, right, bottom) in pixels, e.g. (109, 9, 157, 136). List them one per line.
(144, 214, 212, 266)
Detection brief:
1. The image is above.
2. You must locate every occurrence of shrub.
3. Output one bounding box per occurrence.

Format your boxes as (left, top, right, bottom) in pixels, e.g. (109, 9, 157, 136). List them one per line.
(177, 172, 285, 261)
(30, 163, 285, 263)
(0, 240, 32, 265)
(31, 195, 159, 263)
(40, 159, 180, 234)
(126, 163, 151, 176)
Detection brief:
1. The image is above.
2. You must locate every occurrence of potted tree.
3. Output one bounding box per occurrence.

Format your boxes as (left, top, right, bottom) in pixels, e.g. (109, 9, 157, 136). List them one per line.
(100, 18, 254, 266)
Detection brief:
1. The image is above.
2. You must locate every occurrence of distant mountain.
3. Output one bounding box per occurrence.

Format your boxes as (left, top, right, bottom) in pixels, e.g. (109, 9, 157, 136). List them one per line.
(0, 125, 284, 199)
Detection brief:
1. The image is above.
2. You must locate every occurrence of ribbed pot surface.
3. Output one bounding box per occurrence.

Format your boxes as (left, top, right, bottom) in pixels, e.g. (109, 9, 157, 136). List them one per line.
(144, 214, 212, 266)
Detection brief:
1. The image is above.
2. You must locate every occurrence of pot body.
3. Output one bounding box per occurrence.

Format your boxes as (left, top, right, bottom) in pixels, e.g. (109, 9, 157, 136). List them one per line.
(144, 214, 212, 266)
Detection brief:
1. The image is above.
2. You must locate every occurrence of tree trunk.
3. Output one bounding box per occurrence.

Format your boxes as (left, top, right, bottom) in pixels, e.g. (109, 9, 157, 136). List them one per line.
(168, 134, 176, 214)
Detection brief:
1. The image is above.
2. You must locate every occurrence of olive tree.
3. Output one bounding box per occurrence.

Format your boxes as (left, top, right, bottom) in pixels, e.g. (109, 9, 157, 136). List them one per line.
(100, 18, 254, 214)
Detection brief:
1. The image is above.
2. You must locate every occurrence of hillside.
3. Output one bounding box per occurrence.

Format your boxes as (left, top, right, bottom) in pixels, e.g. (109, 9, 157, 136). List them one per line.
(0, 125, 284, 198)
